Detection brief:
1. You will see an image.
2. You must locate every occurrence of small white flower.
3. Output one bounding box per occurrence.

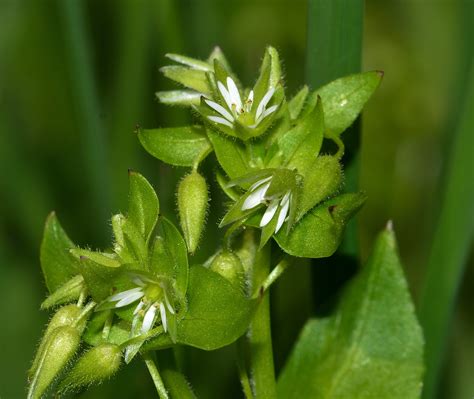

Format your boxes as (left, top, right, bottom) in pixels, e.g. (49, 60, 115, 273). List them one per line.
(205, 76, 278, 129)
(242, 176, 293, 234)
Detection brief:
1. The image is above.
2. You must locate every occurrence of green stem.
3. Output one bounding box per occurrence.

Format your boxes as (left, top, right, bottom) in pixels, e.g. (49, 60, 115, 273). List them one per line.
(253, 257, 292, 298)
(249, 243, 276, 399)
(143, 352, 169, 399)
(418, 61, 474, 399)
(235, 339, 253, 399)
(159, 349, 196, 399)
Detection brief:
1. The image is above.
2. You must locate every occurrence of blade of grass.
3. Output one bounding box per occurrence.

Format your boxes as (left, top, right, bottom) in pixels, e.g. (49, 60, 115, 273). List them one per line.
(306, 0, 364, 257)
(59, 1, 111, 225)
(418, 60, 474, 399)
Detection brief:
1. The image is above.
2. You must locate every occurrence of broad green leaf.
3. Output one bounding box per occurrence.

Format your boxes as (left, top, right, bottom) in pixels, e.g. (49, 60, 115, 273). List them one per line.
(277, 227, 424, 399)
(304, 71, 383, 137)
(288, 85, 309, 120)
(40, 212, 80, 292)
(138, 126, 211, 167)
(151, 217, 188, 295)
(128, 171, 159, 242)
(274, 99, 324, 175)
(144, 266, 257, 351)
(275, 193, 366, 258)
(177, 171, 209, 253)
(165, 53, 212, 71)
(297, 155, 342, 220)
(207, 129, 251, 179)
(155, 90, 201, 106)
(41, 275, 84, 309)
(160, 66, 211, 93)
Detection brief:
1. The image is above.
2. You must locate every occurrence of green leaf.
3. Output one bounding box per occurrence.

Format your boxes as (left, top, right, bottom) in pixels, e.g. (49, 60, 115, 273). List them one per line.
(177, 171, 209, 253)
(304, 71, 383, 137)
(277, 227, 424, 399)
(207, 129, 251, 179)
(297, 155, 342, 220)
(144, 266, 257, 351)
(207, 46, 232, 73)
(275, 98, 324, 175)
(160, 66, 211, 93)
(138, 126, 212, 167)
(40, 212, 80, 292)
(41, 275, 85, 309)
(288, 86, 309, 120)
(128, 171, 159, 242)
(155, 90, 201, 106)
(70, 248, 120, 268)
(165, 53, 212, 71)
(151, 217, 189, 295)
(275, 193, 366, 258)
(76, 256, 122, 301)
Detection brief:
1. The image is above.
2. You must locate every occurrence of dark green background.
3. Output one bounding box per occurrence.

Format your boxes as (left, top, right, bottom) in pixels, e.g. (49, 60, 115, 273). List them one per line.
(0, 1, 472, 398)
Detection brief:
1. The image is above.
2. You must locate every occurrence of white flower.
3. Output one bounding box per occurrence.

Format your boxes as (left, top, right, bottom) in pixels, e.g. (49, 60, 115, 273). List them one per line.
(242, 176, 293, 234)
(205, 76, 278, 129)
(106, 275, 175, 336)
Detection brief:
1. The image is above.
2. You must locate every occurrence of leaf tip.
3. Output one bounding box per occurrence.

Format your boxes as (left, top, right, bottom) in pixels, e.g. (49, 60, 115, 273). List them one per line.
(376, 70, 385, 78)
(386, 219, 394, 231)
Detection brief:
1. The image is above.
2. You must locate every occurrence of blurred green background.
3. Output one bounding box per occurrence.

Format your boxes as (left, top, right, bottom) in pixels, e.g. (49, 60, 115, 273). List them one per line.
(0, 0, 472, 398)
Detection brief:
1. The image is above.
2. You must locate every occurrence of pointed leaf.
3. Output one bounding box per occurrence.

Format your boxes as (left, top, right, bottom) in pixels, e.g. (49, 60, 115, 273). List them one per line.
(160, 66, 211, 93)
(165, 53, 212, 71)
(138, 126, 212, 167)
(288, 86, 309, 120)
(277, 227, 424, 399)
(156, 90, 201, 106)
(40, 212, 80, 292)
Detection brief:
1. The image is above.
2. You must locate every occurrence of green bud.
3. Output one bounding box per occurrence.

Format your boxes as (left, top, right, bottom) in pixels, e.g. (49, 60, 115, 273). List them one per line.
(40, 275, 85, 309)
(177, 171, 209, 253)
(29, 304, 86, 379)
(210, 250, 244, 284)
(59, 344, 122, 393)
(28, 326, 80, 399)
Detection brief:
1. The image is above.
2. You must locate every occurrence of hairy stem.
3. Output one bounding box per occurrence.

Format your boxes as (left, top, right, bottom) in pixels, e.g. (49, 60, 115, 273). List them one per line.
(249, 242, 276, 398)
(143, 352, 169, 399)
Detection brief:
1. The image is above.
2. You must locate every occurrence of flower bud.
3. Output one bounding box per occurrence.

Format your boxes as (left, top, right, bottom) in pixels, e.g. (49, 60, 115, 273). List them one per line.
(28, 326, 80, 399)
(59, 344, 122, 393)
(29, 304, 86, 379)
(210, 250, 244, 285)
(177, 171, 209, 253)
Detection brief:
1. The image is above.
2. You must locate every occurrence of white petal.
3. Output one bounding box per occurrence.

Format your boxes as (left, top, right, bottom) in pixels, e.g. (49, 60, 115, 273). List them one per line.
(160, 302, 168, 332)
(108, 287, 143, 302)
(141, 305, 157, 334)
(260, 200, 279, 227)
(275, 194, 290, 233)
(133, 300, 145, 315)
(217, 81, 233, 111)
(247, 90, 254, 103)
(164, 293, 175, 314)
(226, 77, 242, 111)
(208, 116, 233, 128)
(249, 176, 272, 191)
(204, 99, 234, 122)
(255, 87, 275, 120)
(280, 191, 291, 207)
(257, 104, 278, 123)
(116, 291, 144, 308)
(132, 276, 146, 286)
(242, 182, 271, 210)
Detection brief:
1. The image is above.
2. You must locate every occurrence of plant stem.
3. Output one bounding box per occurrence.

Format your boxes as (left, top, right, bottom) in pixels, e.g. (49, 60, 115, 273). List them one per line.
(249, 242, 276, 399)
(143, 352, 169, 399)
(159, 349, 196, 399)
(253, 257, 292, 298)
(418, 61, 474, 399)
(235, 338, 253, 399)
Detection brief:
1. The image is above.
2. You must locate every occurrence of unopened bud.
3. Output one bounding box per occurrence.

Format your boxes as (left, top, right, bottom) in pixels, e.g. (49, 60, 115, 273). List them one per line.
(177, 171, 209, 253)
(210, 250, 244, 284)
(59, 344, 122, 393)
(28, 326, 80, 399)
(29, 304, 86, 379)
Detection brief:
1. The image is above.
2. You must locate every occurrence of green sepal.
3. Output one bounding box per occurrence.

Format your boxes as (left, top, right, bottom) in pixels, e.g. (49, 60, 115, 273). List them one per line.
(82, 311, 131, 347)
(144, 266, 257, 351)
(156, 90, 201, 106)
(160, 66, 211, 94)
(296, 155, 343, 220)
(150, 217, 189, 296)
(288, 86, 309, 120)
(121, 219, 148, 266)
(138, 125, 212, 167)
(216, 172, 241, 201)
(207, 129, 251, 179)
(165, 53, 212, 71)
(277, 227, 424, 399)
(127, 171, 159, 243)
(70, 248, 120, 268)
(207, 46, 232, 73)
(41, 275, 85, 309)
(303, 71, 383, 137)
(275, 192, 367, 258)
(40, 212, 80, 293)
